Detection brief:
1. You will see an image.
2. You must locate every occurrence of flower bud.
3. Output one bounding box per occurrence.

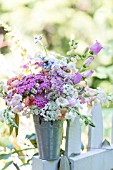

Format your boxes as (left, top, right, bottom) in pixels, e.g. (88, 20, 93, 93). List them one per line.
(83, 70, 94, 78)
(34, 35, 43, 44)
(90, 40, 103, 55)
(83, 56, 94, 67)
(72, 72, 82, 84)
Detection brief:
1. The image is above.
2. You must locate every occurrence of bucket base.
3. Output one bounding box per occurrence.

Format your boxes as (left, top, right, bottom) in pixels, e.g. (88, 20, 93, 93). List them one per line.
(39, 157, 59, 161)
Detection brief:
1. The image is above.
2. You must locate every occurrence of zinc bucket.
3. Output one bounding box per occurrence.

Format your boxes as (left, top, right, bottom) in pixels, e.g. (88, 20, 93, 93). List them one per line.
(33, 115, 63, 160)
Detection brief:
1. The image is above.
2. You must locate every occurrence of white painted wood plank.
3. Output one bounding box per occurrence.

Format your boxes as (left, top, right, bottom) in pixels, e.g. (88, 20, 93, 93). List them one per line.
(65, 115, 81, 157)
(111, 113, 113, 144)
(32, 156, 59, 170)
(88, 104, 103, 150)
(70, 146, 113, 170)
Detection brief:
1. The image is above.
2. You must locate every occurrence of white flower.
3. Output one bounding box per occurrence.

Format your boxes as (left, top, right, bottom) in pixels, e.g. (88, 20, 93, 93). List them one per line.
(65, 111, 77, 121)
(96, 87, 108, 106)
(56, 97, 69, 107)
(9, 112, 15, 118)
(0, 110, 5, 121)
(42, 110, 60, 121)
(63, 84, 77, 97)
(6, 119, 10, 125)
(12, 103, 25, 113)
(67, 62, 77, 72)
(3, 85, 8, 93)
(12, 93, 22, 106)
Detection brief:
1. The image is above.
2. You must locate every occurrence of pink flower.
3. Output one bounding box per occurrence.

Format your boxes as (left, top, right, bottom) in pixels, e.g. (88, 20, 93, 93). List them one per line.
(78, 95, 86, 104)
(72, 72, 82, 84)
(22, 65, 29, 69)
(90, 40, 103, 55)
(85, 87, 97, 96)
(83, 70, 94, 78)
(83, 56, 94, 67)
(68, 98, 77, 107)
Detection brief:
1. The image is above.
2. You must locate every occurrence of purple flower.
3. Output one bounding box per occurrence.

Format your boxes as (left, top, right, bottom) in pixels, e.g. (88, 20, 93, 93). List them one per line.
(90, 41, 103, 55)
(22, 65, 29, 69)
(68, 98, 77, 107)
(35, 94, 48, 108)
(17, 87, 25, 94)
(8, 91, 13, 98)
(83, 70, 94, 78)
(83, 56, 94, 67)
(72, 72, 82, 84)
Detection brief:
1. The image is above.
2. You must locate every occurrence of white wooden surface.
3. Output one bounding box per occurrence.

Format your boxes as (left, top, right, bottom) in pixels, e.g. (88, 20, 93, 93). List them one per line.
(111, 113, 113, 144)
(65, 115, 81, 157)
(70, 146, 113, 170)
(32, 156, 59, 170)
(88, 104, 103, 150)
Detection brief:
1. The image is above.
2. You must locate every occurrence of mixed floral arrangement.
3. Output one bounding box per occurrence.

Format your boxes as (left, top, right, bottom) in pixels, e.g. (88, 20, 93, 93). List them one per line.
(0, 33, 111, 128)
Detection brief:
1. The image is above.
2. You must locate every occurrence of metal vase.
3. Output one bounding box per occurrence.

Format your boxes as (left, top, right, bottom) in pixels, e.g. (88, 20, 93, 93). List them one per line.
(33, 115, 63, 160)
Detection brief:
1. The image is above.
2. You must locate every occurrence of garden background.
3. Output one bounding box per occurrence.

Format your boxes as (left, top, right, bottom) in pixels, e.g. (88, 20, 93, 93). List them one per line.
(0, 0, 113, 169)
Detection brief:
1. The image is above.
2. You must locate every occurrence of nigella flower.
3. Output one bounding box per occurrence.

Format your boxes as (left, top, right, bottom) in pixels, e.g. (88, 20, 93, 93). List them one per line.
(41, 56, 46, 60)
(90, 40, 103, 55)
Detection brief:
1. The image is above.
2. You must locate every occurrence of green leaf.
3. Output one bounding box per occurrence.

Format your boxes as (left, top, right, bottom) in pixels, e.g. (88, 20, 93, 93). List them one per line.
(0, 153, 11, 160)
(26, 133, 37, 147)
(102, 139, 110, 147)
(25, 133, 36, 140)
(1, 161, 13, 170)
(14, 114, 19, 136)
(9, 126, 13, 135)
(81, 142, 84, 151)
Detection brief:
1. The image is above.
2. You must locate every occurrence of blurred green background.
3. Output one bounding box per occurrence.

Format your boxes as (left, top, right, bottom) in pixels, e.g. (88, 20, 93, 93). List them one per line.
(1, 0, 113, 91)
(0, 0, 113, 169)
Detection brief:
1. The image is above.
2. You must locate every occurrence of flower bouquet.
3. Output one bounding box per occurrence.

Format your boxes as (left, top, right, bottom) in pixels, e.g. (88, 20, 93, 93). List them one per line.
(0, 34, 104, 160)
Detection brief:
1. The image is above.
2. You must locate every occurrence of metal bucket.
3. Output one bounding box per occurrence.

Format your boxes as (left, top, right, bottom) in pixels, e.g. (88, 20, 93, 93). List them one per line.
(33, 115, 63, 160)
